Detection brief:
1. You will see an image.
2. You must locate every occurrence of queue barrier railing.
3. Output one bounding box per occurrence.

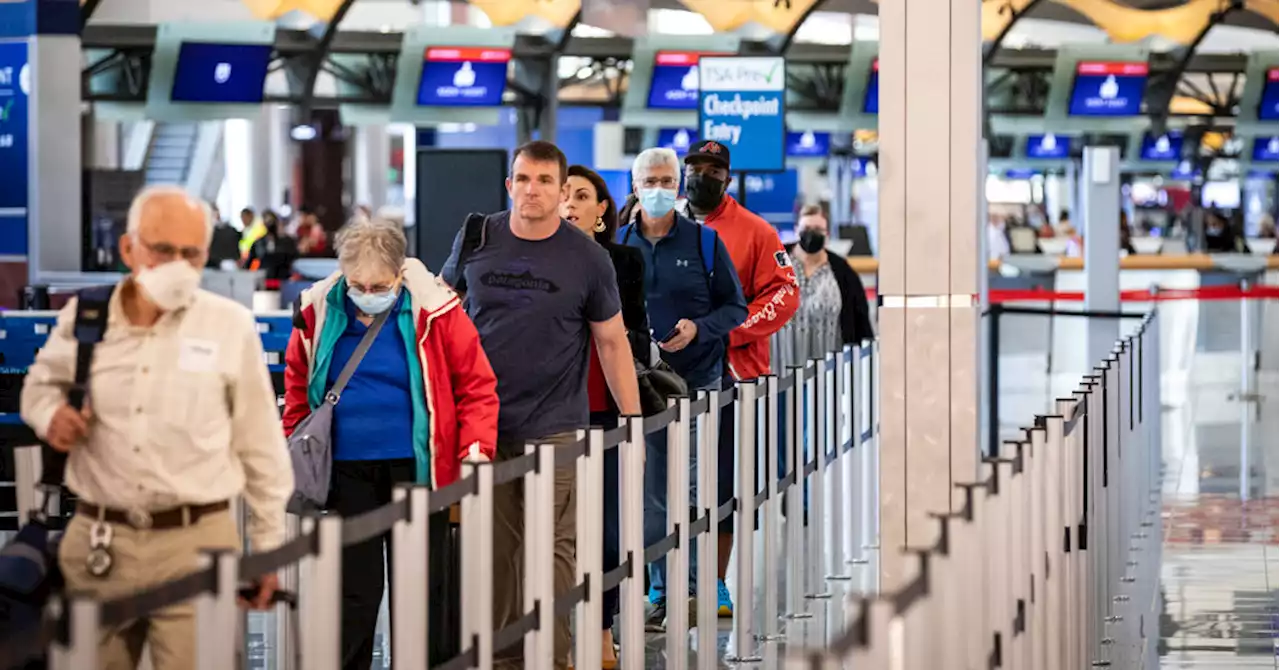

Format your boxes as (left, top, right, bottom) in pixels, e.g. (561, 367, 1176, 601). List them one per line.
(784, 313, 1162, 670)
(0, 341, 879, 670)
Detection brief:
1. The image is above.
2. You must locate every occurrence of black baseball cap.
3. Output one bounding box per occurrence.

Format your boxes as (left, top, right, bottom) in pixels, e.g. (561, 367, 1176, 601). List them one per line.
(683, 139, 731, 170)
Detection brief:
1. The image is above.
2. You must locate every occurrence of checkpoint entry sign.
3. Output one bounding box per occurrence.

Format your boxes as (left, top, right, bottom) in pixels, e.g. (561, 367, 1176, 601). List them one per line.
(697, 56, 786, 172)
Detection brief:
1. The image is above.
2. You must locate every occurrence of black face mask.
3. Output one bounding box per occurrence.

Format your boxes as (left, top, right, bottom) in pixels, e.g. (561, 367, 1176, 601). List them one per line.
(798, 229, 826, 253)
(685, 173, 726, 211)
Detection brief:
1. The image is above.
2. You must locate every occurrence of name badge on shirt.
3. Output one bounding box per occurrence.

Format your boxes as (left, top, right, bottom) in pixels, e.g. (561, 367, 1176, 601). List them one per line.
(178, 338, 220, 373)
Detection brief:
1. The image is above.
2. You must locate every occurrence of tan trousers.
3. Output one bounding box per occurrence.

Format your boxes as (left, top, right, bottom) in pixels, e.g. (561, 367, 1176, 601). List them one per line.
(58, 508, 240, 670)
(491, 432, 578, 670)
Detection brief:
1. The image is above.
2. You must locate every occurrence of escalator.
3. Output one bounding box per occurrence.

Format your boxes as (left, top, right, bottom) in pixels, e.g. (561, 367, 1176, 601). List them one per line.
(143, 122, 200, 186)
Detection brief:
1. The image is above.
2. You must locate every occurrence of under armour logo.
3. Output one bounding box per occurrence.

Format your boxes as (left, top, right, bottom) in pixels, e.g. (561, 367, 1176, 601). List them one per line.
(676, 259, 690, 267)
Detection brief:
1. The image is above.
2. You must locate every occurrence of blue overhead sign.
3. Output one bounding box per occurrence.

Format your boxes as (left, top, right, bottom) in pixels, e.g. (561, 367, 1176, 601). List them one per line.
(0, 41, 28, 257)
(170, 42, 271, 104)
(698, 56, 786, 173)
(863, 58, 878, 114)
(1025, 133, 1069, 159)
(1259, 67, 1279, 121)
(786, 130, 830, 158)
(726, 170, 799, 231)
(656, 127, 695, 155)
(416, 46, 510, 107)
(1068, 61, 1148, 117)
(1139, 131, 1182, 161)
(1252, 136, 1279, 162)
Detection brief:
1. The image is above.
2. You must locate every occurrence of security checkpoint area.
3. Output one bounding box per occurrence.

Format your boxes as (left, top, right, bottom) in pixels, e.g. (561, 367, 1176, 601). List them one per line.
(0, 0, 1277, 668)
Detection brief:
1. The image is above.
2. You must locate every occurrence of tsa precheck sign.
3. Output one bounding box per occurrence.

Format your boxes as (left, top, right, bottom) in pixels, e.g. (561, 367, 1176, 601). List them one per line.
(698, 56, 786, 172)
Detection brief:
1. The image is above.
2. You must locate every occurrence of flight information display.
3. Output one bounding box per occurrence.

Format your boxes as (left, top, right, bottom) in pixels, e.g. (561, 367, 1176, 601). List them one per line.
(1139, 132, 1183, 161)
(786, 131, 830, 157)
(863, 58, 879, 114)
(1025, 134, 1069, 159)
(1253, 136, 1279, 162)
(170, 42, 272, 104)
(1068, 61, 1148, 117)
(416, 47, 510, 107)
(647, 51, 718, 110)
(1259, 67, 1279, 121)
(656, 128, 695, 154)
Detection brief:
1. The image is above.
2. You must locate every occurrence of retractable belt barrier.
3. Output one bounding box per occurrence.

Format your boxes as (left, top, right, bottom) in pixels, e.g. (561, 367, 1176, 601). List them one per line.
(785, 314, 1162, 670)
(1, 341, 880, 670)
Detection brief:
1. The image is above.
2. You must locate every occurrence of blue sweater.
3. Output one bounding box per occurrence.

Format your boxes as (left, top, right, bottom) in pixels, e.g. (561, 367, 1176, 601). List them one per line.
(619, 215, 747, 388)
(327, 294, 417, 462)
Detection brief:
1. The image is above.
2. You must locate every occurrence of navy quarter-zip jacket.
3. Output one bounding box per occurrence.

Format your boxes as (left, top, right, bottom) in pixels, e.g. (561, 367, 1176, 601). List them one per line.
(619, 214, 747, 388)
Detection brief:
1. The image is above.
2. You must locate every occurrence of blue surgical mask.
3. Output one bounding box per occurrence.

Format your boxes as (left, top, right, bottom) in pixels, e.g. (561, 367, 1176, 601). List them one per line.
(638, 188, 677, 219)
(348, 287, 399, 315)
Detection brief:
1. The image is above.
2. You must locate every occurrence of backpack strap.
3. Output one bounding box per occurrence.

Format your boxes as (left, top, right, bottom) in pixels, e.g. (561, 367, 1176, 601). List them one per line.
(452, 213, 489, 293)
(40, 284, 115, 492)
(68, 285, 115, 411)
(697, 225, 717, 278)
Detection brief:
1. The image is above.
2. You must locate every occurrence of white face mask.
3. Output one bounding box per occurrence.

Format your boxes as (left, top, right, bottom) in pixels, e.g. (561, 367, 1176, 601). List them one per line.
(134, 260, 202, 311)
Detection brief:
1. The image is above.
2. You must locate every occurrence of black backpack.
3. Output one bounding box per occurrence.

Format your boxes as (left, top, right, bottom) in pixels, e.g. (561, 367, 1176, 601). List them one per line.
(448, 212, 490, 294)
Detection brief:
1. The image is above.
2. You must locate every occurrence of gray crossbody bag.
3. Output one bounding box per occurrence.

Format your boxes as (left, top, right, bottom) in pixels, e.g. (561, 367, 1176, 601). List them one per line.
(286, 309, 391, 514)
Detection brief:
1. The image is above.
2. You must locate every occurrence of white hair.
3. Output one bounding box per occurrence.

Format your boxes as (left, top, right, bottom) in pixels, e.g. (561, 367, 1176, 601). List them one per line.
(336, 217, 407, 276)
(631, 147, 681, 185)
(126, 185, 214, 244)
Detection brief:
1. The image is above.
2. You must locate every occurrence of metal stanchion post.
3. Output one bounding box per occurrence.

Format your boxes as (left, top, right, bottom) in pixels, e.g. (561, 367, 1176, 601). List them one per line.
(729, 380, 761, 663)
(1045, 410, 1068, 670)
(760, 376, 781, 657)
(13, 445, 41, 524)
(827, 347, 851, 586)
(391, 486, 430, 669)
(298, 515, 341, 670)
(1030, 426, 1048, 670)
(524, 442, 555, 668)
(1008, 441, 1029, 669)
(196, 551, 240, 670)
(808, 354, 834, 635)
(785, 366, 807, 633)
(277, 514, 302, 670)
(1239, 281, 1254, 501)
(696, 390, 720, 669)
(619, 416, 646, 670)
(575, 428, 605, 670)
(461, 460, 495, 670)
(666, 398, 692, 669)
(49, 596, 100, 670)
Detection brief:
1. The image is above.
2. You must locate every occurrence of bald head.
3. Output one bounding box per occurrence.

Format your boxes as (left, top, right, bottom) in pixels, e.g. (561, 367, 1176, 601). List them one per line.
(120, 186, 212, 273)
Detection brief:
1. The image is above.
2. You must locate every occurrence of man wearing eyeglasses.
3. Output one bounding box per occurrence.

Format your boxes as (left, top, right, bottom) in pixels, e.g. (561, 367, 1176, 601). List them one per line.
(617, 147, 747, 631)
(20, 185, 293, 670)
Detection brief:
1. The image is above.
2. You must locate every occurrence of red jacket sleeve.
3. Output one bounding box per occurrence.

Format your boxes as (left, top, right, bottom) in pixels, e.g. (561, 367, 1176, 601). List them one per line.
(281, 327, 312, 436)
(730, 232, 799, 348)
(436, 306, 499, 462)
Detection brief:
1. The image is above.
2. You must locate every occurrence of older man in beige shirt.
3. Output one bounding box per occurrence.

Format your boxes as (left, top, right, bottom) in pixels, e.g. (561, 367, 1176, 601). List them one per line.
(21, 185, 294, 670)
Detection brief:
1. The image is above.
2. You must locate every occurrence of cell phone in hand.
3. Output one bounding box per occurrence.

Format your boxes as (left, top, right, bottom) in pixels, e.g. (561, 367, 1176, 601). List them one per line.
(660, 326, 680, 343)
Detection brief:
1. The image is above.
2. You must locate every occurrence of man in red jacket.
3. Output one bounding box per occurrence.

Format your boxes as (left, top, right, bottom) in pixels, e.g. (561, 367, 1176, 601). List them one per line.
(679, 139, 799, 616)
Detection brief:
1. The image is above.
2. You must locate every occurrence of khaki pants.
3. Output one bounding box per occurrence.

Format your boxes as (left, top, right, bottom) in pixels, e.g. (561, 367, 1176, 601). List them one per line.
(491, 432, 578, 670)
(58, 508, 240, 670)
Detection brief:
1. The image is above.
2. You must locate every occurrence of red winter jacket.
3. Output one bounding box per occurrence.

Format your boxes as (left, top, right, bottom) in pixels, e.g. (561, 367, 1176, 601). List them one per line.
(282, 258, 499, 488)
(698, 195, 800, 380)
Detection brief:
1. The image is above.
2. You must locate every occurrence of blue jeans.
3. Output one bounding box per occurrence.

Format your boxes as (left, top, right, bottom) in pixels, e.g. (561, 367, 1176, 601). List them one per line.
(645, 376, 732, 600)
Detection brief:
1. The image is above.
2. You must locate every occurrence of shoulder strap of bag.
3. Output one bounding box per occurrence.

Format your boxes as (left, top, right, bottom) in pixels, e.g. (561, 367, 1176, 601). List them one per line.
(695, 225, 718, 292)
(453, 213, 489, 293)
(324, 308, 392, 404)
(69, 284, 116, 411)
(40, 284, 116, 492)
(618, 223, 634, 245)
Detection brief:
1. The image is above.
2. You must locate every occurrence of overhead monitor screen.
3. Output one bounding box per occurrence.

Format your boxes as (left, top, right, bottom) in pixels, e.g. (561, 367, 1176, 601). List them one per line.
(1025, 133, 1069, 159)
(416, 47, 511, 107)
(786, 131, 830, 157)
(1201, 181, 1240, 209)
(1139, 132, 1183, 161)
(648, 51, 710, 110)
(657, 128, 695, 154)
(1169, 160, 1200, 181)
(1259, 68, 1279, 120)
(1252, 136, 1279, 162)
(170, 42, 272, 103)
(863, 59, 879, 114)
(1068, 61, 1148, 117)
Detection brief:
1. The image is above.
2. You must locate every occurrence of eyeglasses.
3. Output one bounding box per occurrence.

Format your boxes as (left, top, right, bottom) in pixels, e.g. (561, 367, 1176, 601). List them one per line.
(137, 238, 203, 262)
(348, 276, 401, 294)
(639, 176, 679, 189)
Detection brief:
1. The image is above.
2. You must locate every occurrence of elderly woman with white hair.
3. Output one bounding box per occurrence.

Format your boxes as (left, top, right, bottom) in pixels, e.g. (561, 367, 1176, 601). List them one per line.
(282, 217, 499, 669)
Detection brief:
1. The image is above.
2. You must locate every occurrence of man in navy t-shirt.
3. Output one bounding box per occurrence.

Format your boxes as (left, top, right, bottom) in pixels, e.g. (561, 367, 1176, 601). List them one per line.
(441, 140, 641, 670)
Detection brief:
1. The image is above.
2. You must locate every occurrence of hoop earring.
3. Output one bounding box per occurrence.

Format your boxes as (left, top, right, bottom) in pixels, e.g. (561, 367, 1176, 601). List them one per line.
(593, 216, 606, 233)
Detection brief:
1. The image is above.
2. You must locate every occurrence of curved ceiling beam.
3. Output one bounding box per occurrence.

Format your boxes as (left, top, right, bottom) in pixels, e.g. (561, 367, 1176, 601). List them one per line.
(1148, 0, 1242, 135)
(1057, 0, 1236, 43)
(81, 0, 104, 30)
(982, 0, 1046, 67)
(470, 0, 582, 28)
(766, 0, 827, 54)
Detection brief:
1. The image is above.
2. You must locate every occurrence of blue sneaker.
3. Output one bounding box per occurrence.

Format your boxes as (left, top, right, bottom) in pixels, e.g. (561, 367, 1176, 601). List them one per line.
(648, 585, 665, 607)
(716, 580, 733, 617)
